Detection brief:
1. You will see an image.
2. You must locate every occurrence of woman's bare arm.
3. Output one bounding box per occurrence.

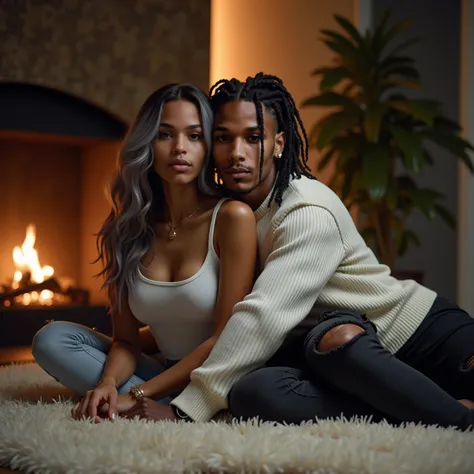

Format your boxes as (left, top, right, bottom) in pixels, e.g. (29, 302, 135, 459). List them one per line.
(99, 299, 142, 387)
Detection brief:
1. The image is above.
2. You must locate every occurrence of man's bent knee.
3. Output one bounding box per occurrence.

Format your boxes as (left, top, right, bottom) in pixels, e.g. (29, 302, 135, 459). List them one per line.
(317, 324, 364, 353)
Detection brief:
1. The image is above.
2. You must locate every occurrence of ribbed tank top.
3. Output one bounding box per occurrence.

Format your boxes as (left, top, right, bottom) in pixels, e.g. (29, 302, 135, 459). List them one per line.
(128, 198, 228, 360)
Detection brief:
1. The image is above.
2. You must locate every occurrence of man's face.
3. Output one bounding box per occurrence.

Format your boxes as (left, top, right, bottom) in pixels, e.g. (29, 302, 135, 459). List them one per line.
(212, 100, 284, 204)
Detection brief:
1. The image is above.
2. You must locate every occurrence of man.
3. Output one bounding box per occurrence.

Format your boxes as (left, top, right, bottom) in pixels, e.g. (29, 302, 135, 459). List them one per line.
(152, 73, 474, 429)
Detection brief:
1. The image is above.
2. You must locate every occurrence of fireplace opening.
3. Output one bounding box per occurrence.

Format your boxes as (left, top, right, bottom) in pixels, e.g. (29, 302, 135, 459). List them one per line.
(1, 223, 89, 308)
(0, 82, 126, 346)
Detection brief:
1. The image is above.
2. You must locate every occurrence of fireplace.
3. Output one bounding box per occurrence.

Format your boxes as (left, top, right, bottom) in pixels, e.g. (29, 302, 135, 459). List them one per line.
(0, 82, 126, 348)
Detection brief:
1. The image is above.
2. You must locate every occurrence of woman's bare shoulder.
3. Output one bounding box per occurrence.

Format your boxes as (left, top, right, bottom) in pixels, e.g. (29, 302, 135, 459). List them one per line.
(217, 199, 255, 223)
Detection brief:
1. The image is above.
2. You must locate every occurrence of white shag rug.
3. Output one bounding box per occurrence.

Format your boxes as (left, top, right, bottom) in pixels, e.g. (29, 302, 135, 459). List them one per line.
(0, 363, 473, 473)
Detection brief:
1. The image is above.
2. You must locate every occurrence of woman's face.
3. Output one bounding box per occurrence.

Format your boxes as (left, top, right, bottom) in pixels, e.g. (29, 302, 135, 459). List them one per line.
(153, 100, 206, 186)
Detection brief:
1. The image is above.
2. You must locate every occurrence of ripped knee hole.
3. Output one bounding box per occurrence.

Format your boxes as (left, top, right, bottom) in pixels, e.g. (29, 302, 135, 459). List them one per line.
(317, 323, 365, 353)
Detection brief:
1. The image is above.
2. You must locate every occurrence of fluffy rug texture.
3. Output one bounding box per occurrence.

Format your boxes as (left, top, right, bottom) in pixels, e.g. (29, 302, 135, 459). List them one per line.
(0, 363, 473, 473)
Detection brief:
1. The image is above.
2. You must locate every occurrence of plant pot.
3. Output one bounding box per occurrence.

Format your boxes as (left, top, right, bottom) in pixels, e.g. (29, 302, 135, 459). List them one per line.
(392, 270, 424, 284)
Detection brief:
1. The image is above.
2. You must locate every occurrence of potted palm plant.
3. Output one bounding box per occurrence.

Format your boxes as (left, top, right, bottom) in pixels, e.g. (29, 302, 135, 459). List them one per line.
(301, 9, 474, 277)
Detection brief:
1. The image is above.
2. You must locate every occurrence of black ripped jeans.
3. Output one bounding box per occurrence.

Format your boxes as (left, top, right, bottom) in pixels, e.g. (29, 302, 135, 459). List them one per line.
(229, 297, 474, 430)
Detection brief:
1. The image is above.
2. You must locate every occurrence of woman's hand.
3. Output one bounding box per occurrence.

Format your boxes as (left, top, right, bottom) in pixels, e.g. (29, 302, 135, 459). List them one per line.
(122, 398, 178, 421)
(72, 380, 119, 423)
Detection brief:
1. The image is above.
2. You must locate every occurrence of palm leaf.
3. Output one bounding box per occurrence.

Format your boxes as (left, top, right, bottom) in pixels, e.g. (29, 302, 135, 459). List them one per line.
(364, 103, 386, 142)
(380, 78, 420, 92)
(385, 180, 398, 209)
(412, 188, 444, 221)
(398, 229, 421, 256)
(388, 99, 440, 126)
(385, 37, 421, 58)
(379, 56, 414, 73)
(382, 18, 410, 48)
(341, 163, 360, 201)
(333, 135, 361, 167)
(322, 38, 355, 58)
(432, 116, 462, 132)
(311, 66, 330, 76)
(362, 144, 390, 201)
(435, 204, 456, 229)
(315, 109, 361, 150)
(317, 146, 337, 172)
(320, 67, 352, 91)
(372, 7, 392, 56)
(397, 174, 417, 191)
(423, 149, 434, 166)
(321, 30, 358, 49)
(301, 92, 358, 109)
(381, 65, 420, 79)
(335, 14, 365, 47)
(423, 131, 474, 172)
(389, 125, 424, 173)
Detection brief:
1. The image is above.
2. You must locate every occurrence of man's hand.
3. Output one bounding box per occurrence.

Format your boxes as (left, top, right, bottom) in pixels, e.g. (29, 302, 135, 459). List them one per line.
(122, 398, 178, 422)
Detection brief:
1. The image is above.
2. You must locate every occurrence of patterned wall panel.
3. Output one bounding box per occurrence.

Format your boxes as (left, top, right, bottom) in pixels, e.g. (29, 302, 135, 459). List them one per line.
(0, 0, 210, 122)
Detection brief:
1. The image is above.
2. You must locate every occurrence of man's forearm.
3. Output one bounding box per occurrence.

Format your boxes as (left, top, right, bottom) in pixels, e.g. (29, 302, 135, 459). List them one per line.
(140, 338, 215, 400)
(99, 341, 139, 387)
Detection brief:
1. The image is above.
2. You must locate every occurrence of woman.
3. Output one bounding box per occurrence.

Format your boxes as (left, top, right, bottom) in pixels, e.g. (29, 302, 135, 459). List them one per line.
(32, 83, 257, 423)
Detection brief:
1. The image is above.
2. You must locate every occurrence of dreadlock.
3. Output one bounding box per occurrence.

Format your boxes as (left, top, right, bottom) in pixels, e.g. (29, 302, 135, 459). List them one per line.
(210, 72, 315, 206)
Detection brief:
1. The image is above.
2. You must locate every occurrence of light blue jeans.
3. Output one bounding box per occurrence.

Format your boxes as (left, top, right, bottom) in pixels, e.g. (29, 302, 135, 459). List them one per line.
(32, 321, 175, 403)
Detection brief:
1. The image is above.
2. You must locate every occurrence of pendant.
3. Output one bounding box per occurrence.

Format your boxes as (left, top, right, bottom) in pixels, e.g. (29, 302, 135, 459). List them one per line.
(168, 228, 177, 241)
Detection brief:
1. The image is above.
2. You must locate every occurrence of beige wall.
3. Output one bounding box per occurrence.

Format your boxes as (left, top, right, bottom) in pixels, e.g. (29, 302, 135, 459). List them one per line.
(210, 0, 356, 177)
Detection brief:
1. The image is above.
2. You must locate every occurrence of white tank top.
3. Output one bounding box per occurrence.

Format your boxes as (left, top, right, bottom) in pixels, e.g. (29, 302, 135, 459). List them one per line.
(128, 198, 228, 361)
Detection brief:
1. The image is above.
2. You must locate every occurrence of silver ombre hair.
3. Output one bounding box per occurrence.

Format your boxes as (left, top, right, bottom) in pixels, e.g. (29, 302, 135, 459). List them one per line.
(96, 83, 219, 315)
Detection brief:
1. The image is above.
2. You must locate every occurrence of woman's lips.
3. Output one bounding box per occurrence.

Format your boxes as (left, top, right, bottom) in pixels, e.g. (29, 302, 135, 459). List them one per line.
(170, 159, 191, 172)
(171, 164, 191, 172)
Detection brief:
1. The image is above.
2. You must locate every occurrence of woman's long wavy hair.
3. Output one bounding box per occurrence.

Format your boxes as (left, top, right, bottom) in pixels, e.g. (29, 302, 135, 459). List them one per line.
(96, 83, 218, 315)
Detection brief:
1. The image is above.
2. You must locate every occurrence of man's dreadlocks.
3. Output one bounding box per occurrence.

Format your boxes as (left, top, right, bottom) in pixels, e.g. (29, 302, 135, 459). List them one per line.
(210, 72, 315, 206)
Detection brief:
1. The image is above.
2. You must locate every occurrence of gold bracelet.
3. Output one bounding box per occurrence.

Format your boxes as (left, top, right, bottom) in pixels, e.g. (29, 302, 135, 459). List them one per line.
(129, 384, 145, 401)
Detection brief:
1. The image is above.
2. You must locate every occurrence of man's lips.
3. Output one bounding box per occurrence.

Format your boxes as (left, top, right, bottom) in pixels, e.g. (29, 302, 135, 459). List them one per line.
(224, 167, 251, 178)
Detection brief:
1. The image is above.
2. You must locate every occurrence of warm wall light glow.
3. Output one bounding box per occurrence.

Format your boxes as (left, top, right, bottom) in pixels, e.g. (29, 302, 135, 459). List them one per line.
(210, 0, 355, 177)
(210, 0, 270, 87)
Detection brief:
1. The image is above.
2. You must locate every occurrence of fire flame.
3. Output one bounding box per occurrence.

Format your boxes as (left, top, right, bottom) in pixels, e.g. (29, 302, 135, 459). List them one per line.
(11, 224, 55, 306)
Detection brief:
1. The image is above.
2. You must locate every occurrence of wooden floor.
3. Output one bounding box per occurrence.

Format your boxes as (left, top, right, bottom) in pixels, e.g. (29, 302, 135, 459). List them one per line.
(0, 346, 33, 366)
(0, 467, 18, 473)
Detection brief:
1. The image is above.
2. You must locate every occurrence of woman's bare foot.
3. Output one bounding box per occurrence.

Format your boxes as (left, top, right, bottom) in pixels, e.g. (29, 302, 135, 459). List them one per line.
(458, 399, 474, 409)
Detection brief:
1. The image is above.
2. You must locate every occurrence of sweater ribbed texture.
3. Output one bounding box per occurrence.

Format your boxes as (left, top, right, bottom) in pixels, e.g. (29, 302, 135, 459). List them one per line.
(171, 177, 437, 421)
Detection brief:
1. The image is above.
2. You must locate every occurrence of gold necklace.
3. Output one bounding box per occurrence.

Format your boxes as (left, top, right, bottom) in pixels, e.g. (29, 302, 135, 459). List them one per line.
(167, 207, 201, 241)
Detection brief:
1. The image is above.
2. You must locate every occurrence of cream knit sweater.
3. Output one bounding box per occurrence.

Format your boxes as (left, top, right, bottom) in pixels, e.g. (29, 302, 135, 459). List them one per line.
(171, 176, 437, 422)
